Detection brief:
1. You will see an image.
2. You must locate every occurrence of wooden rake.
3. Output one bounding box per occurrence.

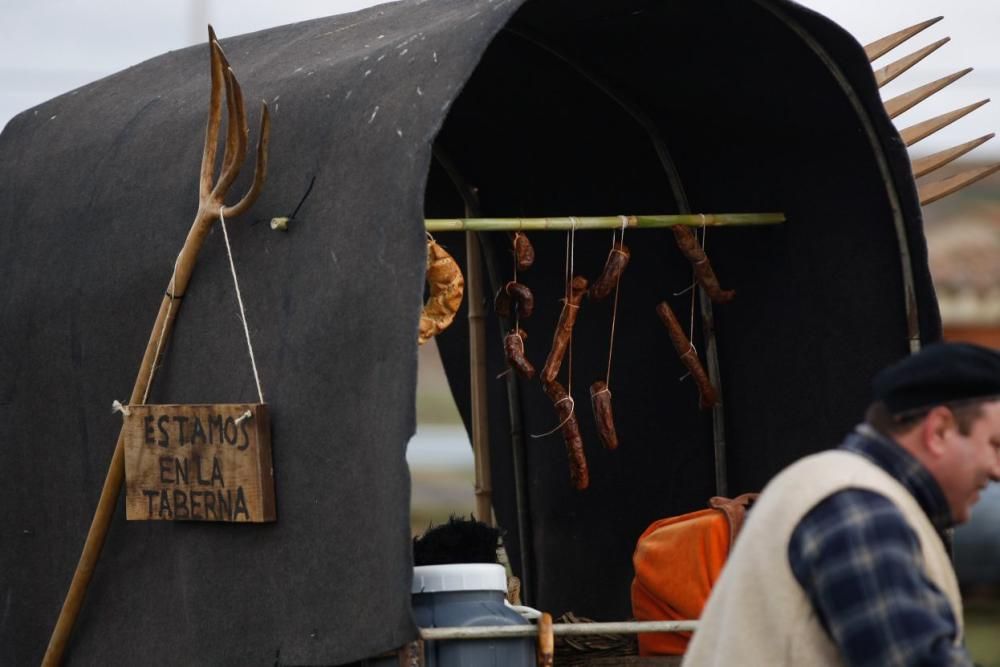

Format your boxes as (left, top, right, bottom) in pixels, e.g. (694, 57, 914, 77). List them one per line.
(864, 16, 1000, 205)
(42, 26, 270, 666)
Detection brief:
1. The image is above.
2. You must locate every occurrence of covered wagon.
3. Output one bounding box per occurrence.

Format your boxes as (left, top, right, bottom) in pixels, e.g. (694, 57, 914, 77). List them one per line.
(1, 0, 994, 664)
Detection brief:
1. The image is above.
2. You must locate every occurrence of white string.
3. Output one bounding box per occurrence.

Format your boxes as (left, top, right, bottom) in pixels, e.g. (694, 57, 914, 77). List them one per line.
(512, 234, 519, 284)
(569, 217, 577, 286)
(673, 215, 705, 298)
(219, 209, 266, 404)
(606, 216, 627, 384)
(688, 215, 708, 344)
(567, 217, 578, 394)
(111, 400, 131, 417)
(530, 397, 576, 438)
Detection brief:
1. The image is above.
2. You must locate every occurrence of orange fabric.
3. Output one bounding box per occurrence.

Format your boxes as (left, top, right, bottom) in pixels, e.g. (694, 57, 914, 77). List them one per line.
(631, 508, 731, 655)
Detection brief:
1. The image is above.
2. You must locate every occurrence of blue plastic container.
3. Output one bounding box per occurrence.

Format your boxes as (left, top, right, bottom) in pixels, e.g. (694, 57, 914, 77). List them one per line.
(412, 563, 533, 667)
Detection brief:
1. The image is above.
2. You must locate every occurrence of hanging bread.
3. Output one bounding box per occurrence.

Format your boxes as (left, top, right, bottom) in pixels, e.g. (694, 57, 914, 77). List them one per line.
(418, 237, 464, 345)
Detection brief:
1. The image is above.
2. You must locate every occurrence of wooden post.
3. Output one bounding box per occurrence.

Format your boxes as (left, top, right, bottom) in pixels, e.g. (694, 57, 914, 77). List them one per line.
(432, 147, 496, 528)
(466, 230, 493, 526)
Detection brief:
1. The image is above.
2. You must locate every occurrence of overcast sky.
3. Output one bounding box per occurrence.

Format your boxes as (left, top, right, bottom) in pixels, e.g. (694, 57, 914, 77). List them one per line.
(1, 0, 998, 158)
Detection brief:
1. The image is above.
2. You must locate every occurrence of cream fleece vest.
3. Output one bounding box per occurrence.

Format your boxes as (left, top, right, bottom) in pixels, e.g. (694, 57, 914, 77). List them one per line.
(682, 450, 962, 667)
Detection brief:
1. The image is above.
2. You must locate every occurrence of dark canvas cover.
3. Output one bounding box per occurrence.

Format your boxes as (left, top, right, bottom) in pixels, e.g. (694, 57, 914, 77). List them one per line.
(0, 0, 940, 663)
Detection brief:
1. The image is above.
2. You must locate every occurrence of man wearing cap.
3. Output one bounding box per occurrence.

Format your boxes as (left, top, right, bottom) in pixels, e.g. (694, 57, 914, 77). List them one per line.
(683, 342, 1000, 667)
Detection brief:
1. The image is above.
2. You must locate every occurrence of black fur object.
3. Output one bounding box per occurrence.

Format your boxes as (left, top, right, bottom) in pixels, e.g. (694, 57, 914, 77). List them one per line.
(412, 515, 503, 565)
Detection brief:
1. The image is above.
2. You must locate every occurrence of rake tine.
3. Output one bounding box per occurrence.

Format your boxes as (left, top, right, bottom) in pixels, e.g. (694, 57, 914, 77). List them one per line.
(199, 36, 225, 199)
(224, 102, 271, 219)
(864, 16, 943, 62)
(899, 99, 989, 146)
(918, 163, 1000, 205)
(883, 68, 972, 119)
(214, 68, 248, 198)
(874, 37, 950, 88)
(911, 134, 994, 179)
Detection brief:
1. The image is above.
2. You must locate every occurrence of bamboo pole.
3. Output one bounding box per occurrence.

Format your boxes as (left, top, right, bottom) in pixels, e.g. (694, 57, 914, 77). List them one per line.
(420, 619, 699, 640)
(42, 31, 268, 666)
(467, 229, 494, 526)
(425, 212, 784, 232)
(431, 146, 495, 528)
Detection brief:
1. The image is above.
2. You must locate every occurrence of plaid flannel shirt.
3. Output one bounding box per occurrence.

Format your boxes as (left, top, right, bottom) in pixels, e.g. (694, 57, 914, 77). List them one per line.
(787, 425, 972, 666)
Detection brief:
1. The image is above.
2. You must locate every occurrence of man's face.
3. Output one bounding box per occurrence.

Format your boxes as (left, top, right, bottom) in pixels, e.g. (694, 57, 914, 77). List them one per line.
(936, 400, 1000, 524)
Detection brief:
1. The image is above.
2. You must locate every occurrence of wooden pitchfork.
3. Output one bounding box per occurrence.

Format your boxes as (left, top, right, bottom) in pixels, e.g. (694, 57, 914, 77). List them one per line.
(42, 26, 270, 666)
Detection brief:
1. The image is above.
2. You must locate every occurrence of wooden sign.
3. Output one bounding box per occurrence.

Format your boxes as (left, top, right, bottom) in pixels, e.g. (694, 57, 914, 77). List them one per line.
(122, 404, 275, 522)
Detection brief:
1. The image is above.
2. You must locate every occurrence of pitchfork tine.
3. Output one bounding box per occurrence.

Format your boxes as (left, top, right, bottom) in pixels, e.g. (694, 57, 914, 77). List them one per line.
(223, 102, 270, 219)
(199, 38, 225, 199)
(214, 68, 248, 197)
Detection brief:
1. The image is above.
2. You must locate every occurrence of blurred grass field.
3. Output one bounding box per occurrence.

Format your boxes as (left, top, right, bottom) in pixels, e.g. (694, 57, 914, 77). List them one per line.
(965, 595, 1000, 667)
(411, 341, 475, 535)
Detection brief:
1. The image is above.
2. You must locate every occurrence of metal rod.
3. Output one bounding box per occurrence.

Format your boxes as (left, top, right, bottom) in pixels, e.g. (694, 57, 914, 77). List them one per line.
(419, 620, 698, 641)
(477, 231, 534, 603)
(754, 0, 923, 352)
(425, 213, 784, 232)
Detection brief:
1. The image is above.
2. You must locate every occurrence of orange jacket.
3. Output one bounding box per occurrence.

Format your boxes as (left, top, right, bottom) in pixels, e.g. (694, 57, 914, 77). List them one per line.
(631, 495, 755, 655)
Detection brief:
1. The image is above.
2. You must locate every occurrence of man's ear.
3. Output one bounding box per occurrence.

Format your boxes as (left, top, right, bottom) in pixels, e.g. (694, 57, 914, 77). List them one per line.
(922, 406, 957, 457)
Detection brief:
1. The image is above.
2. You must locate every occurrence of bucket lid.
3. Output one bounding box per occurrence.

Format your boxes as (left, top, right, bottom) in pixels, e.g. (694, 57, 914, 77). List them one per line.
(412, 563, 507, 594)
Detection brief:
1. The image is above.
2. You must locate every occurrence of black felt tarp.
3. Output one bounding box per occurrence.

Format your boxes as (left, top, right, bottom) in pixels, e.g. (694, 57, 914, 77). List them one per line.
(0, 0, 939, 664)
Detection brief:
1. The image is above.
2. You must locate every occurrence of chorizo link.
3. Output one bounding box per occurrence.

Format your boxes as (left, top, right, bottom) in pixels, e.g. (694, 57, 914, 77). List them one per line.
(590, 380, 619, 450)
(505, 282, 534, 318)
(589, 241, 630, 301)
(504, 328, 535, 380)
(543, 380, 589, 490)
(672, 226, 735, 304)
(541, 276, 589, 385)
(494, 286, 513, 318)
(510, 231, 535, 271)
(494, 281, 534, 319)
(655, 301, 719, 410)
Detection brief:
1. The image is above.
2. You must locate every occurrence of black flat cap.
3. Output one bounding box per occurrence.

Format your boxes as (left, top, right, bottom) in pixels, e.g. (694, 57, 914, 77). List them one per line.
(873, 342, 1000, 415)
